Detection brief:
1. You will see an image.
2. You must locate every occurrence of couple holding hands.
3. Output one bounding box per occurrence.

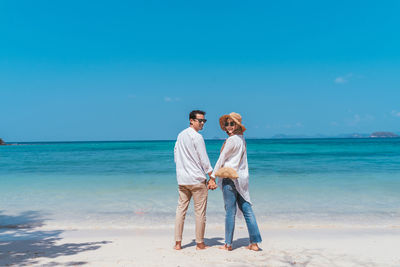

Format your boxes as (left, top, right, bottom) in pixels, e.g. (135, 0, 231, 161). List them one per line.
(174, 110, 262, 251)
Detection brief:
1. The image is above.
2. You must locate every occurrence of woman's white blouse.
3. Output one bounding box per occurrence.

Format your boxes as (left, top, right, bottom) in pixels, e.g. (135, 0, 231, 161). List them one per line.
(211, 135, 251, 203)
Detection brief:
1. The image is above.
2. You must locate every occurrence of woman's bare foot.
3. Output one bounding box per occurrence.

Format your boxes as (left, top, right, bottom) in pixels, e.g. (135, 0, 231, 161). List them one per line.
(247, 243, 260, 251)
(196, 242, 209, 250)
(174, 241, 182, 250)
(218, 244, 233, 251)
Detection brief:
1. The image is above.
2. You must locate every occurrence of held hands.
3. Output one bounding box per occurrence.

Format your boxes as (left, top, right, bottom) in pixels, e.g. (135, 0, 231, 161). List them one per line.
(207, 178, 218, 190)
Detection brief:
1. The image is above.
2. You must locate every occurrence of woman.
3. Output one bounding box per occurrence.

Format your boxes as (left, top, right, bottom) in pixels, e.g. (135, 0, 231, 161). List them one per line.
(210, 112, 262, 251)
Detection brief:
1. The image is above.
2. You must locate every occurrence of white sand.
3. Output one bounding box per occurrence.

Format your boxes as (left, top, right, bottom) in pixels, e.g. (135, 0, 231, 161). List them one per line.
(1, 224, 400, 266)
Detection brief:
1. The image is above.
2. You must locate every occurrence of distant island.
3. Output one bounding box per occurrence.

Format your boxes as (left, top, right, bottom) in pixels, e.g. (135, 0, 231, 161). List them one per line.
(370, 132, 399, 138)
(271, 132, 399, 139)
(0, 138, 5, 145)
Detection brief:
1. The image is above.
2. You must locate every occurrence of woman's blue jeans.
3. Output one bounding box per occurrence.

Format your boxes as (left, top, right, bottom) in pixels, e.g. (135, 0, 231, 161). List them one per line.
(222, 178, 262, 246)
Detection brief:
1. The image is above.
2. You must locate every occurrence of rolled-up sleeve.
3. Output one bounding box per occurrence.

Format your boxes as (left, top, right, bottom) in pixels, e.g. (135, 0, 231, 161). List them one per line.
(193, 136, 213, 174)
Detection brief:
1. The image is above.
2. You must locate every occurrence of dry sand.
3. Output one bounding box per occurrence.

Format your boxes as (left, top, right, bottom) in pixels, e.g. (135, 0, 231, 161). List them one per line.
(1, 223, 400, 266)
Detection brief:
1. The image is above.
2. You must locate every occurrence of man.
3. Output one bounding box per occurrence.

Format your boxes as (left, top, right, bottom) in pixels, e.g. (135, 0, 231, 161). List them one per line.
(174, 110, 218, 250)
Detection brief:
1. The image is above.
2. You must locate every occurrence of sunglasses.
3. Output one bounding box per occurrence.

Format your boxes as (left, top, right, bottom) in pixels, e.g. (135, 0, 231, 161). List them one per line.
(224, 122, 235, 127)
(194, 119, 207, 123)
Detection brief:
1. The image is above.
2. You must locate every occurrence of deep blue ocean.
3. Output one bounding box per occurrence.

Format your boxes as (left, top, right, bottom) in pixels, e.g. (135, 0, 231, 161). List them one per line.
(1, 138, 400, 229)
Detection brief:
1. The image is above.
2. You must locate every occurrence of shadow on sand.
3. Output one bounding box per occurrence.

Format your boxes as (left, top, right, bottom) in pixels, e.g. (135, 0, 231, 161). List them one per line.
(0, 210, 110, 266)
(181, 237, 224, 249)
(232, 237, 263, 250)
(182, 237, 262, 251)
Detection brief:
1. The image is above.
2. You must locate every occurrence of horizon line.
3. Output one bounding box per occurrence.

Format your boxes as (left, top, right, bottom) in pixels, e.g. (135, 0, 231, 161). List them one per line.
(3, 136, 400, 144)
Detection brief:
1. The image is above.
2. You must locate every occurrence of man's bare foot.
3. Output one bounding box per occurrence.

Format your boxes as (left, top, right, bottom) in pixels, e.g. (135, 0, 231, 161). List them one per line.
(247, 243, 259, 251)
(196, 242, 209, 250)
(174, 241, 182, 250)
(218, 244, 232, 251)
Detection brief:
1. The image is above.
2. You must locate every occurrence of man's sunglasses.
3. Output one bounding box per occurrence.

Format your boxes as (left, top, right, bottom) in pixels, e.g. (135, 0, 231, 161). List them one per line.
(224, 122, 235, 127)
(194, 119, 207, 123)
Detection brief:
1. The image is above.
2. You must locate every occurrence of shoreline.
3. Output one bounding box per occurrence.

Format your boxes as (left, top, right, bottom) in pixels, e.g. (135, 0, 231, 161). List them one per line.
(3, 209, 399, 232)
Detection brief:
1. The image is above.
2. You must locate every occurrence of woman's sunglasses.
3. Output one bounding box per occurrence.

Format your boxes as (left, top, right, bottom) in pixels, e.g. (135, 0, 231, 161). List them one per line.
(224, 122, 235, 127)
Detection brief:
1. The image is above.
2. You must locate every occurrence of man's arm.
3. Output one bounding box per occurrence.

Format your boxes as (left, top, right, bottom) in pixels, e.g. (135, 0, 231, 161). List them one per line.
(193, 136, 217, 190)
(193, 136, 213, 175)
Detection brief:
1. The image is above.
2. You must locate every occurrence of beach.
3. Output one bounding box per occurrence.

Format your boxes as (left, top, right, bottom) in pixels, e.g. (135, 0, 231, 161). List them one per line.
(1, 139, 400, 266)
(2, 223, 400, 266)
(3, 0, 400, 264)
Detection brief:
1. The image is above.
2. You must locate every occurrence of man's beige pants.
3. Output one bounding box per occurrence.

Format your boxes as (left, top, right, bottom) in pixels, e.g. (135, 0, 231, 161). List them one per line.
(175, 181, 208, 244)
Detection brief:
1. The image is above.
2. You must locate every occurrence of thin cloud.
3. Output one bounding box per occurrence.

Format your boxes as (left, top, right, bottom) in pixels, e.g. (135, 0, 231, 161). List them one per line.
(391, 110, 400, 117)
(334, 73, 354, 84)
(335, 77, 347, 84)
(164, 96, 181, 102)
(347, 114, 374, 126)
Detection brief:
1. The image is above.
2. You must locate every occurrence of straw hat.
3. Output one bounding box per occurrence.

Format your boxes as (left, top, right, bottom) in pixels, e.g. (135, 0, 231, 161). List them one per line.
(219, 112, 246, 133)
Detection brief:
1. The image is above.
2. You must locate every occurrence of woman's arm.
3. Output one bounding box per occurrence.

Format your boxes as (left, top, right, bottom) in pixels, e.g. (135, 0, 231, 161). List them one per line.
(211, 137, 238, 178)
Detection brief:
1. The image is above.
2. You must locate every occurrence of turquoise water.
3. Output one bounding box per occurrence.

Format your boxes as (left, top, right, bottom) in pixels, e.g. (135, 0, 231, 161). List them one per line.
(1, 139, 400, 229)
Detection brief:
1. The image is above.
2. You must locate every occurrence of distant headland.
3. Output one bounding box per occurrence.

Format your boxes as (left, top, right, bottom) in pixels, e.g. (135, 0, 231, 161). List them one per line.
(271, 131, 399, 139)
(0, 138, 6, 145)
(370, 132, 399, 138)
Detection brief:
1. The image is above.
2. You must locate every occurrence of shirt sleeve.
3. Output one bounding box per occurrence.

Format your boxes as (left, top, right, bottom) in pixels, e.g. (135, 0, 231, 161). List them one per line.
(211, 137, 240, 178)
(193, 135, 213, 174)
(174, 141, 177, 163)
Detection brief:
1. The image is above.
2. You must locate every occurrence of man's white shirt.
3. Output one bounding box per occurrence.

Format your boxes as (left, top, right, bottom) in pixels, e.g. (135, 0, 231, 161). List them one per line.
(174, 127, 213, 185)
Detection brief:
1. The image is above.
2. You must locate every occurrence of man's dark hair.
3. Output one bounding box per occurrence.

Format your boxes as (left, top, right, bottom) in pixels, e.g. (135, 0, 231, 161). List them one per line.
(189, 110, 206, 120)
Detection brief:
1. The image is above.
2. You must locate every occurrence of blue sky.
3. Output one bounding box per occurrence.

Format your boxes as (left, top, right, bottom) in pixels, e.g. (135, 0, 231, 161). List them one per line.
(1, 0, 399, 141)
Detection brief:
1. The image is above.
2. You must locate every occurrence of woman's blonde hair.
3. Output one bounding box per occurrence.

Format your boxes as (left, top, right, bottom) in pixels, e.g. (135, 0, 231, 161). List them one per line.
(232, 126, 243, 135)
